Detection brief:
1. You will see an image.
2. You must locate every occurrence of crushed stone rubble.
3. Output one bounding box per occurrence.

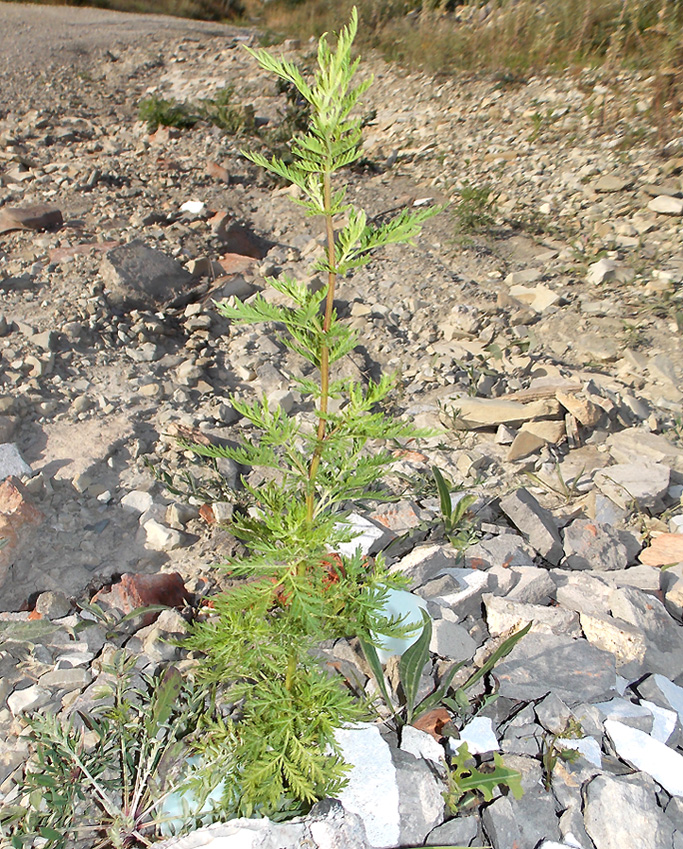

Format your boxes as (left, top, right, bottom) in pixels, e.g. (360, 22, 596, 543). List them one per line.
(0, 5, 683, 848)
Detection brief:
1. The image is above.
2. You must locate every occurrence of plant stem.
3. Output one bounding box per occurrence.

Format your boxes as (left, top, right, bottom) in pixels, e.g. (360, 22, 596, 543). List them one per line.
(306, 170, 337, 522)
(285, 653, 297, 692)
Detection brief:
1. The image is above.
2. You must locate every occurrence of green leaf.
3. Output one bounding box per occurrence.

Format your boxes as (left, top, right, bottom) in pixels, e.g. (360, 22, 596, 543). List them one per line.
(147, 666, 183, 738)
(461, 620, 531, 692)
(398, 609, 432, 724)
(38, 827, 64, 842)
(432, 465, 452, 521)
(411, 660, 464, 722)
(359, 637, 395, 717)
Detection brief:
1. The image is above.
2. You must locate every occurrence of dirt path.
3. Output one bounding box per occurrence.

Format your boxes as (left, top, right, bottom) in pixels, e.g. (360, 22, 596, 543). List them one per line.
(0, 1, 240, 110)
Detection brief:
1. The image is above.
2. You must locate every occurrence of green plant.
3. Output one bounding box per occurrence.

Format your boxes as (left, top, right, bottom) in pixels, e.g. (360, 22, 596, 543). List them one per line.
(362, 615, 531, 727)
(541, 718, 583, 791)
(443, 743, 523, 813)
(432, 464, 479, 548)
(138, 95, 200, 132)
(197, 86, 256, 135)
(523, 463, 585, 505)
(452, 183, 497, 234)
(183, 9, 441, 817)
(0, 652, 221, 848)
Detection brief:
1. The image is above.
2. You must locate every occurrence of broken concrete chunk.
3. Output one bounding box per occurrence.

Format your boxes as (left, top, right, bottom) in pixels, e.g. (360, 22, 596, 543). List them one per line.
(500, 488, 563, 565)
(648, 195, 683, 215)
(607, 427, 683, 471)
(464, 534, 536, 571)
(0, 443, 33, 479)
(389, 544, 458, 588)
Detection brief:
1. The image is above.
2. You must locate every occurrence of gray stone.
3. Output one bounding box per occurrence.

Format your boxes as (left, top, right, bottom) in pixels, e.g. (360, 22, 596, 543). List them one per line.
(335, 724, 400, 847)
(584, 774, 675, 849)
(391, 748, 445, 846)
(500, 488, 563, 565)
(426, 814, 479, 847)
(605, 719, 683, 796)
(553, 571, 612, 616)
(143, 519, 184, 551)
(535, 692, 572, 735)
(505, 566, 557, 604)
(100, 240, 193, 308)
(595, 697, 653, 732)
(609, 586, 683, 676)
(154, 799, 371, 849)
(429, 618, 477, 660)
(558, 806, 597, 849)
(494, 633, 616, 705)
(399, 725, 445, 764)
(562, 519, 629, 571)
(34, 591, 71, 619)
(458, 716, 500, 754)
(389, 544, 459, 588)
(415, 568, 490, 620)
(38, 667, 92, 690)
(7, 684, 52, 715)
(661, 565, 683, 621)
(594, 463, 670, 511)
(121, 489, 154, 514)
(0, 443, 32, 479)
(481, 760, 561, 849)
(594, 175, 632, 192)
(603, 564, 661, 592)
(443, 396, 562, 429)
(607, 428, 683, 471)
(483, 594, 581, 637)
(463, 534, 536, 570)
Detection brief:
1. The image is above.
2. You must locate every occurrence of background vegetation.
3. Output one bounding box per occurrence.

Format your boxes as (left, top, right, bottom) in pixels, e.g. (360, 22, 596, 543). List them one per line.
(9, 0, 683, 81)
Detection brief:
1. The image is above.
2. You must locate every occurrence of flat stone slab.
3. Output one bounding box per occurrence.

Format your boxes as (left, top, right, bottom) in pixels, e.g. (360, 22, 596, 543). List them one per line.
(493, 633, 616, 704)
(605, 719, 683, 796)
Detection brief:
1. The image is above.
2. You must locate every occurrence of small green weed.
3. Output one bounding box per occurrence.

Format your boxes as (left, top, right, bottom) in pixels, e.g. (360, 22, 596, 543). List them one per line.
(523, 463, 585, 504)
(443, 743, 524, 813)
(0, 652, 220, 848)
(452, 183, 497, 234)
(138, 95, 200, 132)
(432, 465, 479, 549)
(362, 616, 531, 727)
(138, 88, 256, 135)
(541, 718, 583, 791)
(197, 85, 256, 134)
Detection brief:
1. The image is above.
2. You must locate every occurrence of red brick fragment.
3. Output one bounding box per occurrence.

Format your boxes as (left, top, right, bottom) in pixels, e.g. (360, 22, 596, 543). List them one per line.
(92, 572, 191, 626)
(412, 707, 452, 741)
(217, 252, 256, 276)
(206, 161, 230, 182)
